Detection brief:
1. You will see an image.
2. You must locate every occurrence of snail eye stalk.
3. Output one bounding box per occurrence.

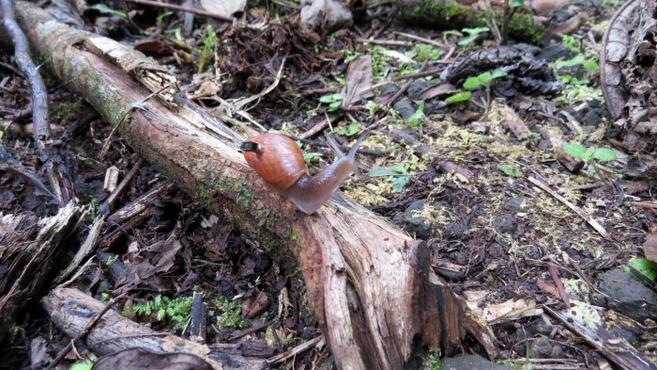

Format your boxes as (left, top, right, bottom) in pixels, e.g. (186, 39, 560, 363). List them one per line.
(240, 141, 260, 153)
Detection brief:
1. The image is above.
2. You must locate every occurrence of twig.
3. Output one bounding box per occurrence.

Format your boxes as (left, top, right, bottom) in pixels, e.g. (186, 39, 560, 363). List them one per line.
(46, 292, 126, 369)
(100, 157, 145, 215)
(233, 56, 286, 111)
(394, 31, 443, 48)
(1, 0, 71, 205)
(125, 0, 234, 22)
(527, 176, 611, 240)
(0, 143, 59, 202)
(385, 61, 429, 106)
(630, 201, 657, 210)
(267, 335, 324, 364)
(355, 38, 413, 47)
(299, 114, 332, 140)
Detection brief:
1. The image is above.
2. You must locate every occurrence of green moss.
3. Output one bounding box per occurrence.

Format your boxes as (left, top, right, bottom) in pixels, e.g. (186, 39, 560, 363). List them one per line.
(123, 295, 194, 333)
(421, 350, 442, 370)
(213, 297, 246, 329)
(400, 0, 544, 43)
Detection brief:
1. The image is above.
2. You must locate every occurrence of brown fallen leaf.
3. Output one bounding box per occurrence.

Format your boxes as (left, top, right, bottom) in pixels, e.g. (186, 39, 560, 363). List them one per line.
(643, 227, 657, 263)
(242, 290, 271, 319)
(342, 55, 373, 108)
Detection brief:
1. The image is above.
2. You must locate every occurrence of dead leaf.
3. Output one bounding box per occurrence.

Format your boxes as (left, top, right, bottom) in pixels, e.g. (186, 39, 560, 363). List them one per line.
(242, 290, 271, 319)
(300, 0, 353, 33)
(342, 55, 373, 108)
(115, 240, 183, 289)
(487, 102, 531, 140)
(199, 0, 245, 19)
(644, 228, 657, 263)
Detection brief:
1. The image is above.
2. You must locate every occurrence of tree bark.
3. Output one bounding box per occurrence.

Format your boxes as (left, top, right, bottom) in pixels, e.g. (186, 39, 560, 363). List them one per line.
(15, 3, 495, 368)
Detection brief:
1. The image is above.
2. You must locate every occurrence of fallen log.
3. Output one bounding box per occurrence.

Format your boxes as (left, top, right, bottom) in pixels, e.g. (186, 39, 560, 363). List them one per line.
(15, 3, 495, 369)
(42, 287, 267, 370)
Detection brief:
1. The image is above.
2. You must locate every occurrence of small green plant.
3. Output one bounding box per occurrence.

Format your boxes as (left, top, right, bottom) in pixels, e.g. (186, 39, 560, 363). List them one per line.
(70, 360, 94, 370)
(497, 163, 523, 178)
(198, 26, 217, 73)
(369, 163, 412, 192)
(563, 143, 616, 163)
(463, 70, 508, 90)
(561, 34, 580, 53)
(552, 55, 598, 72)
(445, 91, 472, 105)
(458, 27, 490, 47)
(414, 44, 442, 62)
(123, 295, 194, 333)
(333, 121, 360, 137)
(90, 3, 128, 19)
(421, 350, 442, 370)
(214, 297, 247, 329)
(101, 291, 112, 303)
(406, 102, 425, 130)
(156, 11, 173, 26)
(319, 93, 343, 112)
(87, 198, 100, 219)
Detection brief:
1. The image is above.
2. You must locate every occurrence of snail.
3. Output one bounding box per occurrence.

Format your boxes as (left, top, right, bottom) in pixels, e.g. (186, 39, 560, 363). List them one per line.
(240, 132, 361, 214)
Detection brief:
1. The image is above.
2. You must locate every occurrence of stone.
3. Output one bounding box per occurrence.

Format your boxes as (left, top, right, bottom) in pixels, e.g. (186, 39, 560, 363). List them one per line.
(393, 200, 433, 240)
(393, 99, 416, 120)
(598, 268, 657, 321)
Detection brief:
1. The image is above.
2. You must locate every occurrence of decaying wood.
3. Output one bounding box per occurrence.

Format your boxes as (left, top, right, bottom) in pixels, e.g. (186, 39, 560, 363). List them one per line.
(42, 287, 267, 370)
(15, 4, 495, 369)
(0, 202, 81, 343)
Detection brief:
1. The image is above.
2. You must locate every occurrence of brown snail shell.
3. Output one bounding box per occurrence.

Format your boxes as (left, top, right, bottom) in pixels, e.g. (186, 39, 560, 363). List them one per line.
(242, 133, 307, 190)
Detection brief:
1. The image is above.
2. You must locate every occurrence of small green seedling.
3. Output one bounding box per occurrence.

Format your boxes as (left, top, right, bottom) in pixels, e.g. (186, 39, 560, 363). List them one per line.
(198, 26, 217, 73)
(333, 121, 360, 137)
(123, 295, 194, 333)
(369, 163, 412, 192)
(70, 360, 94, 370)
(497, 163, 523, 178)
(214, 297, 247, 329)
(552, 55, 598, 73)
(445, 91, 472, 105)
(463, 70, 508, 91)
(319, 93, 344, 112)
(406, 103, 425, 129)
(458, 27, 490, 47)
(414, 44, 442, 62)
(90, 3, 128, 19)
(563, 143, 616, 163)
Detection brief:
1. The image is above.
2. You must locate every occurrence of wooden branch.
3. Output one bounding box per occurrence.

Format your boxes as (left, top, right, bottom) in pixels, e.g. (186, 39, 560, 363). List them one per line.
(42, 287, 267, 370)
(0, 0, 74, 205)
(15, 4, 495, 368)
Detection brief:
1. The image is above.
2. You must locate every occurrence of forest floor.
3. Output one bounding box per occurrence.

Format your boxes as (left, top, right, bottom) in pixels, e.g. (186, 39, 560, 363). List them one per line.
(1, 0, 656, 369)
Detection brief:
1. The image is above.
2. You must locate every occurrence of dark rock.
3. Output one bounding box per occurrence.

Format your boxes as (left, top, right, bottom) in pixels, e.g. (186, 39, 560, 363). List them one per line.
(393, 99, 416, 120)
(494, 214, 517, 234)
(374, 83, 400, 103)
(392, 200, 433, 239)
(441, 354, 512, 370)
(598, 269, 657, 321)
(529, 338, 562, 358)
(407, 79, 430, 100)
(537, 44, 574, 63)
(435, 267, 466, 281)
(533, 321, 553, 336)
(503, 196, 528, 212)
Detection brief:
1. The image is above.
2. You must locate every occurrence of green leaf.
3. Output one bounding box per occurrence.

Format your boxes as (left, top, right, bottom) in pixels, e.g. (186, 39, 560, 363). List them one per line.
(319, 93, 343, 104)
(497, 164, 523, 177)
(391, 163, 410, 174)
(463, 70, 507, 90)
(458, 27, 490, 47)
(583, 58, 599, 72)
(591, 148, 616, 162)
(303, 152, 322, 162)
(70, 360, 94, 370)
(393, 175, 411, 192)
(563, 143, 588, 160)
(333, 121, 360, 136)
(626, 258, 657, 281)
(414, 44, 442, 62)
(445, 91, 472, 104)
(552, 55, 585, 70)
(406, 102, 425, 129)
(328, 101, 342, 112)
(90, 3, 128, 18)
(368, 167, 396, 177)
(511, 0, 526, 7)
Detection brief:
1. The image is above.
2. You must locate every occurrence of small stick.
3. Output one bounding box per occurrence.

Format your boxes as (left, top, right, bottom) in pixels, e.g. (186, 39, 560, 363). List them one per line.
(125, 0, 233, 22)
(46, 293, 126, 369)
(100, 157, 144, 215)
(1, 0, 71, 204)
(548, 262, 570, 307)
(394, 31, 443, 48)
(300, 114, 332, 140)
(267, 335, 323, 364)
(355, 38, 413, 47)
(630, 201, 657, 210)
(527, 176, 611, 240)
